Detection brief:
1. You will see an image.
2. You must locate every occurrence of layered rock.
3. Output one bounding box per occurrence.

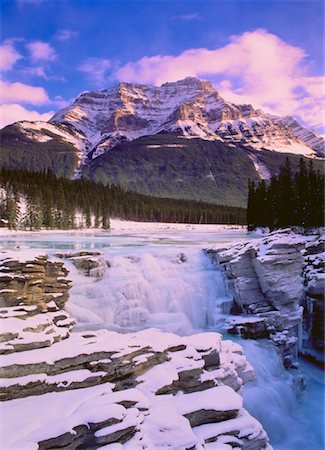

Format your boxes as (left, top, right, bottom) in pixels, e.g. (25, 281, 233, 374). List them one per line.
(205, 230, 322, 366)
(0, 251, 270, 450)
(0, 250, 73, 356)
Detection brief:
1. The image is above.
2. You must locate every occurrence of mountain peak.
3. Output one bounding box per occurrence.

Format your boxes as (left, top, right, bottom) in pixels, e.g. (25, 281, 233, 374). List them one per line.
(26, 77, 323, 161)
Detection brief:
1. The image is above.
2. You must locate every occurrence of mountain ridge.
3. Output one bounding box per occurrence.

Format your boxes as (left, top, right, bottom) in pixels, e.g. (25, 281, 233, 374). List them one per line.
(49, 77, 324, 162)
(0, 77, 324, 206)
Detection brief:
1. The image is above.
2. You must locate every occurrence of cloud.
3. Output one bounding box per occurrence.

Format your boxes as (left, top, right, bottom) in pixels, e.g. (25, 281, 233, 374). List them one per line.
(0, 41, 22, 71)
(173, 13, 201, 22)
(22, 65, 49, 79)
(22, 65, 66, 82)
(53, 95, 71, 108)
(79, 57, 111, 85)
(113, 29, 323, 129)
(0, 104, 54, 129)
(0, 80, 50, 105)
(27, 41, 57, 61)
(55, 29, 79, 42)
(0, 80, 70, 127)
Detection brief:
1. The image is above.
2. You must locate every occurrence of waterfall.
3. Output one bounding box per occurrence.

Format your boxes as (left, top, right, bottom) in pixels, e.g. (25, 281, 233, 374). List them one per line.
(66, 247, 231, 335)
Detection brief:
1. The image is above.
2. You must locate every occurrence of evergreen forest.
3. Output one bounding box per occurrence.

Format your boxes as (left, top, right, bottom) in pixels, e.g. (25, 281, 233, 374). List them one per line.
(247, 158, 324, 230)
(0, 169, 246, 230)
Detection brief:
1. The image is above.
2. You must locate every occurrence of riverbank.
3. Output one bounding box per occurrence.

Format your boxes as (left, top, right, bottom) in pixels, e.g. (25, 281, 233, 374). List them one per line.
(0, 220, 246, 236)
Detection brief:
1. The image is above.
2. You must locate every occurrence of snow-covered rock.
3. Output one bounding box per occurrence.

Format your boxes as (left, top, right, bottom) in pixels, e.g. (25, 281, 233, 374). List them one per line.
(206, 230, 325, 366)
(0, 251, 271, 450)
(205, 230, 311, 366)
(56, 250, 109, 278)
(49, 77, 324, 160)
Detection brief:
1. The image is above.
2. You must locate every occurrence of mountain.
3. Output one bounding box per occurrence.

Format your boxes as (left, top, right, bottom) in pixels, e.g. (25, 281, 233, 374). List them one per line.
(0, 77, 324, 206)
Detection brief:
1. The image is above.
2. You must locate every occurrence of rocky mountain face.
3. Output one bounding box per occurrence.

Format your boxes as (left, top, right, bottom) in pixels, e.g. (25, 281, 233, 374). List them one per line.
(50, 77, 324, 160)
(0, 78, 323, 205)
(205, 230, 325, 366)
(0, 249, 270, 449)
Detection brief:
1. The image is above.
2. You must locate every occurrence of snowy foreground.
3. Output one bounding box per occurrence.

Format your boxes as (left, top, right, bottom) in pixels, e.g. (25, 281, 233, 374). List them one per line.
(0, 245, 271, 450)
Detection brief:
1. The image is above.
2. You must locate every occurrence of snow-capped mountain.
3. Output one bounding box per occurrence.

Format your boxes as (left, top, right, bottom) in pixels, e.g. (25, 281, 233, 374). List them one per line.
(0, 78, 324, 206)
(48, 77, 324, 161)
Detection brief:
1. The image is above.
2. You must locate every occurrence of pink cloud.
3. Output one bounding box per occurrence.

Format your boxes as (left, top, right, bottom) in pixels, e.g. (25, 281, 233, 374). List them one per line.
(0, 104, 54, 128)
(113, 29, 323, 129)
(27, 41, 57, 61)
(0, 80, 50, 105)
(0, 41, 22, 71)
(79, 57, 111, 85)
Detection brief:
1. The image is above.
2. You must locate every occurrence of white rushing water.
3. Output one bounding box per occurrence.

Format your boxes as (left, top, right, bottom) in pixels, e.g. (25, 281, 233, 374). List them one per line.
(0, 229, 323, 450)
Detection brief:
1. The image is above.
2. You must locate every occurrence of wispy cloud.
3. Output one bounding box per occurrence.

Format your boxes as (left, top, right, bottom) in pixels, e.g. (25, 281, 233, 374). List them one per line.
(172, 13, 201, 22)
(22, 65, 66, 82)
(27, 41, 57, 61)
(79, 57, 111, 85)
(55, 29, 79, 42)
(0, 41, 22, 71)
(113, 29, 323, 129)
(53, 95, 71, 108)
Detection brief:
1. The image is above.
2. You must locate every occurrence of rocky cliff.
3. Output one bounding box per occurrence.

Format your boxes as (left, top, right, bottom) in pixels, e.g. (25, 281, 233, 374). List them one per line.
(0, 250, 270, 450)
(205, 230, 324, 366)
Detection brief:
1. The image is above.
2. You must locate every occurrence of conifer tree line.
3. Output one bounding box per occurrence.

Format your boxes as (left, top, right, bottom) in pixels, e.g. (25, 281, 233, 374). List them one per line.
(247, 158, 324, 230)
(0, 169, 246, 230)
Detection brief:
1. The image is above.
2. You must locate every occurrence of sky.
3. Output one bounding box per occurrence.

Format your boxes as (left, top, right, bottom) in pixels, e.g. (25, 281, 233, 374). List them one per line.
(0, 0, 324, 133)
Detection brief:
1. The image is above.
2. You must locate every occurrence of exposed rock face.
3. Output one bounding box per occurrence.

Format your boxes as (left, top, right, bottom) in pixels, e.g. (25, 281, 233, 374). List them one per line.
(56, 250, 109, 278)
(205, 230, 325, 365)
(0, 250, 71, 311)
(205, 231, 306, 366)
(0, 250, 74, 356)
(0, 251, 270, 450)
(301, 236, 325, 362)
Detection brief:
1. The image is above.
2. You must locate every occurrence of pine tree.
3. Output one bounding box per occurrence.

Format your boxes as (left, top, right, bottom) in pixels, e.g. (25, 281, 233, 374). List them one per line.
(5, 190, 19, 230)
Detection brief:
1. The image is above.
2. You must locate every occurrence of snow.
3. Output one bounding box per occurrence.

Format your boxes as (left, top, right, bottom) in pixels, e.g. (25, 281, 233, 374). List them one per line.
(247, 153, 271, 180)
(170, 386, 242, 415)
(1, 383, 117, 448)
(194, 409, 267, 443)
(109, 220, 246, 233)
(18, 121, 86, 152)
(94, 408, 141, 438)
(0, 369, 107, 388)
(0, 221, 246, 237)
